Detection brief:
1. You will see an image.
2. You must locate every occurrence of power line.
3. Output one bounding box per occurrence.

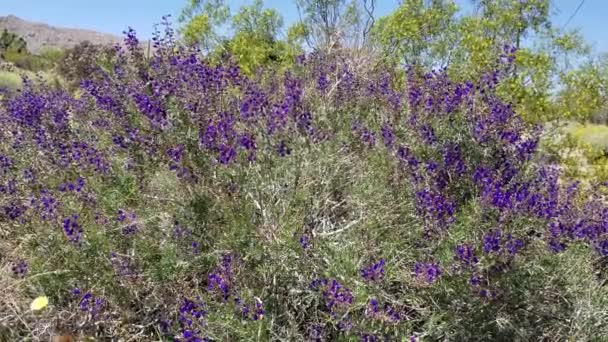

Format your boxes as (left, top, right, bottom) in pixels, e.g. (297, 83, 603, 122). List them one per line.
(562, 0, 586, 30)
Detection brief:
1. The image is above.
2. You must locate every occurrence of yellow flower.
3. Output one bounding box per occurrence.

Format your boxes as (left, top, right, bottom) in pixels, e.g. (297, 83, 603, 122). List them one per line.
(30, 296, 49, 311)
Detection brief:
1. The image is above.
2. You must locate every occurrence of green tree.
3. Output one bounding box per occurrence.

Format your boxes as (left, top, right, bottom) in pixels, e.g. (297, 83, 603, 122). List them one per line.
(225, 0, 287, 73)
(178, 0, 231, 50)
(556, 58, 608, 122)
(373, 0, 598, 122)
(371, 0, 458, 66)
(0, 29, 27, 54)
(180, 0, 305, 73)
(295, 0, 375, 50)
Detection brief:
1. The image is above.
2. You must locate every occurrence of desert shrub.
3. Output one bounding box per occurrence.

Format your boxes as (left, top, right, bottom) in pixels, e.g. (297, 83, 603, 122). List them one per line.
(1, 50, 56, 72)
(0, 26, 607, 341)
(0, 70, 22, 93)
(0, 28, 27, 54)
(56, 40, 116, 89)
(0, 30, 62, 73)
(38, 47, 65, 64)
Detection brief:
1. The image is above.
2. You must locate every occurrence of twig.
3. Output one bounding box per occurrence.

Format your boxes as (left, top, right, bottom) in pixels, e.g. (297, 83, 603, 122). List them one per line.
(317, 217, 361, 237)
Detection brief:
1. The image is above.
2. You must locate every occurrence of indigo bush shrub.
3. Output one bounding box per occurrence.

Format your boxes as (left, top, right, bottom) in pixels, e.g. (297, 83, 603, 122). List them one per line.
(0, 24, 607, 341)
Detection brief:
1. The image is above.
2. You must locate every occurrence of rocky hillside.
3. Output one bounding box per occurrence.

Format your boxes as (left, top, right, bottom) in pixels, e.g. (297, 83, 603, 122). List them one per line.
(0, 15, 122, 53)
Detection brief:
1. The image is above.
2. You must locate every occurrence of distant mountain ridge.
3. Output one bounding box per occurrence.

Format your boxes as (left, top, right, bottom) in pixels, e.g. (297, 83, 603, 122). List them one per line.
(0, 15, 123, 53)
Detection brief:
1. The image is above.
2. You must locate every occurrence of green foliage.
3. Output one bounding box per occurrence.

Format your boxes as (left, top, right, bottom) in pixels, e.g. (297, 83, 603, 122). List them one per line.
(494, 48, 555, 121)
(232, 0, 283, 40)
(372, 0, 458, 66)
(1, 50, 56, 72)
(472, 0, 551, 47)
(372, 0, 606, 124)
(446, 0, 554, 82)
(182, 14, 212, 46)
(0, 30, 54, 72)
(0, 31, 65, 74)
(570, 123, 608, 152)
(38, 47, 65, 64)
(295, 0, 369, 48)
(0, 28, 27, 54)
(178, 0, 231, 50)
(540, 122, 608, 182)
(0, 70, 22, 92)
(556, 60, 608, 121)
(223, 0, 290, 73)
(180, 0, 305, 74)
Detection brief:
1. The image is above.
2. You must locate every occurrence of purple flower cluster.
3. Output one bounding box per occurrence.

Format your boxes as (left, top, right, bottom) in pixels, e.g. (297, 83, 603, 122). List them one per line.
(482, 230, 524, 256)
(298, 234, 311, 250)
(177, 297, 208, 341)
(310, 278, 353, 315)
(415, 188, 456, 228)
(37, 189, 59, 221)
(0, 155, 13, 171)
(58, 176, 85, 192)
(237, 297, 265, 321)
(62, 214, 83, 244)
(2, 202, 25, 221)
(207, 254, 236, 301)
(352, 120, 377, 148)
(360, 259, 385, 282)
(11, 259, 28, 278)
(365, 297, 404, 324)
(380, 123, 394, 148)
(117, 209, 139, 235)
(455, 244, 479, 266)
(413, 262, 442, 284)
(72, 288, 105, 318)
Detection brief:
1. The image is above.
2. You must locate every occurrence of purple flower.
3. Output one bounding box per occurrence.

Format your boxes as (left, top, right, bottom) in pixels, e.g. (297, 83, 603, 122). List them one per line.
(420, 124, 436, 144)
(63, 214, 83, 244)
(413, 261, 441, 284)
(397, 145, 419, 168)
(360, 259, 385, 282)
(116, 210, 139, 235)
(365, 297, 403, 323)
(77, 291, 105, 318)
(360, 129, 376, 147)
(11, 259, 28, 278)
(298, 234, 311, 250)
(275, 140, 291, 157)
(381, 123, 394, 148)
(311, 278, 353, 315)
(548, 239, 567, 253)
(217, 145, 236, 165)
(483, 230, 502, 254)
(252, 298, 265, 320)
(505, 234, 524, 255)
(317, 73, 329, 92)
(176, 297, 207, 341)
(167, 145, 185, 162)
(207, 254, 236, 300)
(37, 190, 59, 221)
(366, 297, 379, 317)
(415, 188, 456, 225)
(455, 244, 478, 265)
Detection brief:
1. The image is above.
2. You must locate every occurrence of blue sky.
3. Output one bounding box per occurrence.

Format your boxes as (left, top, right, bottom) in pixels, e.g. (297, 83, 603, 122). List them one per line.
(2, 0, 606, 53)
